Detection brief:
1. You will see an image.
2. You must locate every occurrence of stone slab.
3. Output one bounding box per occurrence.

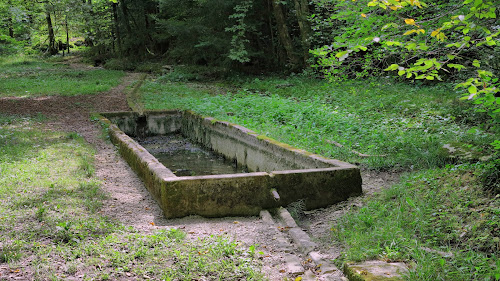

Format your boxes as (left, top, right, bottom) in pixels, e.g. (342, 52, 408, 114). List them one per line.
(344, 260, 408, 281)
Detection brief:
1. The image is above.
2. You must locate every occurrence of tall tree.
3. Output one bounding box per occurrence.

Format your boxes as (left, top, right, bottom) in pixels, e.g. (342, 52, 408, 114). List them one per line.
(6, 0, 14, 37)
(270, 0, 300, 69)
(44, 1, 57, 55)
(112, 1, 121, 54)
(293, 0, 311, 64)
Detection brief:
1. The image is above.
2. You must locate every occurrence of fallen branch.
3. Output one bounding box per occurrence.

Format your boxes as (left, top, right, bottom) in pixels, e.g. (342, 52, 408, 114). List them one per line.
(325, 140, 387, 157)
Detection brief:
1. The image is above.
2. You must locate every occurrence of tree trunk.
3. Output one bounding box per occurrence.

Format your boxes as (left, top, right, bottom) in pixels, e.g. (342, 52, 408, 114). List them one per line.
(270, 0, 300, 70)
(84, 0, 94, 46)
(7, 17, 14, 38)
(45, 3, 57, 55)
(65, 15, 70, 54)
(293, 0, 311, 64)
(119, 0, 132, 35)
(112, 2, 122, 55)
(7, 0, 14, 37)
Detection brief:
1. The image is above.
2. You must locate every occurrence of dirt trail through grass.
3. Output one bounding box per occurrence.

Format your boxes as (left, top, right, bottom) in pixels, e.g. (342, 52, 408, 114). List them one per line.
(0, 66, 400, 280)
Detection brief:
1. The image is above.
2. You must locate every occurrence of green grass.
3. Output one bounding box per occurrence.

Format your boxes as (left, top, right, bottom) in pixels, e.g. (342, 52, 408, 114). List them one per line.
(333, 165, 499, 280)
(0, 113, 265, 280)
(140, 77, 495, 170)
(0, 56, 124, 97)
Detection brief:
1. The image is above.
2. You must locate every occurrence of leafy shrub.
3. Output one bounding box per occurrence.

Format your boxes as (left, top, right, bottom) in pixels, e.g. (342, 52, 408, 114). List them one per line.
(157, 65, 229, 82)
(104, 58, 136, 71)
(0, 35, 23, 55)
(135, 62, 164, 73)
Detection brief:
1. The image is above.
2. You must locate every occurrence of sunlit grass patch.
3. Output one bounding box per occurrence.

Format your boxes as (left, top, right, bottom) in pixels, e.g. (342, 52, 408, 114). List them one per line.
(333, 165, 499, 280)
(0, 56, 124, 97)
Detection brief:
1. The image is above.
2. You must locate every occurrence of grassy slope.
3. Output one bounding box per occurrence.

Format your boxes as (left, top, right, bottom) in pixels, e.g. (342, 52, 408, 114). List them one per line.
(0, 114, 264, 280)
(140, 77, 499, 280)
(0, 56, 124, 97)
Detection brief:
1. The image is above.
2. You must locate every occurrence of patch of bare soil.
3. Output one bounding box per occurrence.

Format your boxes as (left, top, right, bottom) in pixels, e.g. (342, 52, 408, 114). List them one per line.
(0, 63, 400, 280)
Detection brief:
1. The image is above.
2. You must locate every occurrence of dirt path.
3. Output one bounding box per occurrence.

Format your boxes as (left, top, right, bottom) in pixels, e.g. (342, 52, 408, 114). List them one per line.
(0, 66, 400, 280)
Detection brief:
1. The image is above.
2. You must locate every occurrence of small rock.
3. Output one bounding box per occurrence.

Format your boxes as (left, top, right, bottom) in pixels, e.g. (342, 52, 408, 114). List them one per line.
(284, 254, 305, 274)
(288, 228, 317, 254)
(278, 207, 298, 228)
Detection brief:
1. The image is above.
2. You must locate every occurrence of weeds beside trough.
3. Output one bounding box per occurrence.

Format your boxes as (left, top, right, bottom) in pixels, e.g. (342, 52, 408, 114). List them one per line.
(98, 110, 362, 218)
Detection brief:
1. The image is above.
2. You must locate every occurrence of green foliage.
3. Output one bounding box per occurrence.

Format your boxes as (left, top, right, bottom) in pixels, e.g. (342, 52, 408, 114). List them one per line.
(334, 165, 499, 280)
(156, 0, 245, 66)
(312, 0, 498, 78)
(0, 34, 24, 55)
(478, 154, 500, 194)
(457, 70, 500, 125)
(226, 0, 254, 63)
(311, 0, 499, 88)
(0, 242, 23, 263)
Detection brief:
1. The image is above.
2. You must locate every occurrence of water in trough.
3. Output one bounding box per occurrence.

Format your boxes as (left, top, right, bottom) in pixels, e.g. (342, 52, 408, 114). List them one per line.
(136, 134, 248, 176)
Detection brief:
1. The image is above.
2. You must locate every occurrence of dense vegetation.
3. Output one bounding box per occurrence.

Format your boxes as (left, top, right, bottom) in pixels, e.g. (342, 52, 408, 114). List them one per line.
(1, 0, 499, 280)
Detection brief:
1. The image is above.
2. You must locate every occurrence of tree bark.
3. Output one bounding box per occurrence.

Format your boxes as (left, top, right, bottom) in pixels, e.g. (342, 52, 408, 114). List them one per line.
(7, 0, 14, 37)
(83, 0, 94, 46)
(7, 17, 14, 38)
(112, 2, 122, 55)
(270, 0, 300, 70)
(119, 0, 132, 35)
(65, 15, 70, 54)
(45, 2, 57, 55)
(293, 0, 311, 64)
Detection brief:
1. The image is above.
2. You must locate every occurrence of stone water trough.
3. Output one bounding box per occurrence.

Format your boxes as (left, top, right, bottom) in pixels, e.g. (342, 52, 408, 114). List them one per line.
(98, 110, 362, 219)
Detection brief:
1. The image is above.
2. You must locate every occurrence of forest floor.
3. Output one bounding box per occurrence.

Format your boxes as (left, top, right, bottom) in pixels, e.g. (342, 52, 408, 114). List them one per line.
(0, 59, 401, 280)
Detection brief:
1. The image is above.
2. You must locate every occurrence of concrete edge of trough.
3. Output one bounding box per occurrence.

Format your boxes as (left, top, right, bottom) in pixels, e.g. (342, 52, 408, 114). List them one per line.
(183, 110, 358, 170)
(96, 111, 363, 219)
(97, 114, 178, 180)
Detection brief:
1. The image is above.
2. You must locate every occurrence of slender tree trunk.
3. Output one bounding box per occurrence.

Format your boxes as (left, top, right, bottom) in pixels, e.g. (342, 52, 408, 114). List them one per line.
(45, 3, 57, 55)
(270, 0, 300, 70)
(66, 15, 70, 54)
(293, 0, 311, 64)
(112, 2, 122, 55)
(7, 0, 14, 37)
(7, 17, 14, 38)
(119, 0, 133, 55)
(267, 0, 276, 61)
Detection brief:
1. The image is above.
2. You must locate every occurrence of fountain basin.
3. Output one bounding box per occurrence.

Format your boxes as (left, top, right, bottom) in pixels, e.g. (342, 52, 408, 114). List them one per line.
(98, 110, 362, 218)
